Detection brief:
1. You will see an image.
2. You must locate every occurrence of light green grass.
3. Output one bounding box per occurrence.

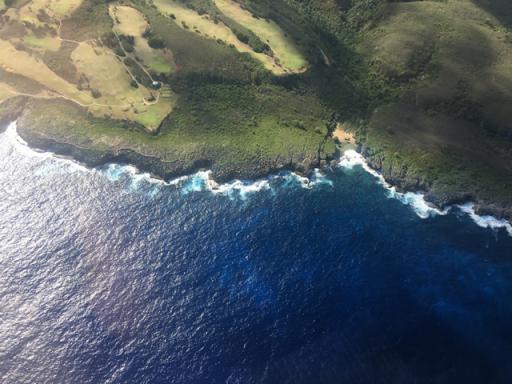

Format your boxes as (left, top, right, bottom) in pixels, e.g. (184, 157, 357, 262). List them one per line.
(24, 34, 61, 51)
(215, 0, 307, 72)
(145, 56, 173, 74)
(152, 0, 288, 74)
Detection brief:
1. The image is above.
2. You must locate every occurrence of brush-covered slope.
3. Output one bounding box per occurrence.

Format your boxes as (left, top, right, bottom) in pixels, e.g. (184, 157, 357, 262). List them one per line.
(1, 0, 511, 217)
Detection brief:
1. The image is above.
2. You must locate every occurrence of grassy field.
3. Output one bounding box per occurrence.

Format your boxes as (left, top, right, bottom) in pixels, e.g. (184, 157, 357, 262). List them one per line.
(47, 0, 83, 18)
(12, 0, 83, 29)
(0, 40, 92, 104)
(215, 0, 307, 72)
(1, 0, 511, 214)
(152, 0, 290, 74)
(0, 0, 177, 131)
(110, 4, 175, 74)
(23, 34, 61, 52)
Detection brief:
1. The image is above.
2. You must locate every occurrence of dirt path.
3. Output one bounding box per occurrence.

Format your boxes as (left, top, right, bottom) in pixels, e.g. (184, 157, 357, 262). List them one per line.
(1, 7, 169, 129)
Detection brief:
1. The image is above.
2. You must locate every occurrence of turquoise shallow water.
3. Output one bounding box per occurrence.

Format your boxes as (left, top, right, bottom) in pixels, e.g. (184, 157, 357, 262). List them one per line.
(1, 124, 512, 383)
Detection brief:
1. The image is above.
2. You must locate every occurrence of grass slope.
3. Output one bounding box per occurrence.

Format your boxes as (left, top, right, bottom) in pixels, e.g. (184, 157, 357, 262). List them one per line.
(152, 0, 288, 74)
(18, 85, 335, 180)
(215, 0, 307, 71)
(354, 0, 512, 213)
(1, 0, 511, 216)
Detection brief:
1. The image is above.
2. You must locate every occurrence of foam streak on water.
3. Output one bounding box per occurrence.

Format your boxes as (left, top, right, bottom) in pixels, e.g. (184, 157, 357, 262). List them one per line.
(3, 122, 511, 236)
(2, 121, 512, 384)
(4, 122, 333, 200)
(338, 149, 512, 235)
(458, 203, 512, 236)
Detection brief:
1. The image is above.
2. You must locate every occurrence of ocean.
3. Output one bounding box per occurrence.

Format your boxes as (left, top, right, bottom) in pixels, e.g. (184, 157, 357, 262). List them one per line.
(1, 122, 512, 384)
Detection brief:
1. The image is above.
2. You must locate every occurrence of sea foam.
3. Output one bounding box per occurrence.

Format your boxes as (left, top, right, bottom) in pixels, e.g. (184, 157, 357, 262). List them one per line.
(4, 122, 90, 174)
(457, 203, 512, 236)
(338, 150, 512, 236)
(2, 122, 511, 235)
(3, 122, 333, 200)
(338, 150, 445, 219)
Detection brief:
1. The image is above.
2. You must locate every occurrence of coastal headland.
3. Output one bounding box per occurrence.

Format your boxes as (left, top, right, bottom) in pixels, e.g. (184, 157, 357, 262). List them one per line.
(1, 0, 511, 219)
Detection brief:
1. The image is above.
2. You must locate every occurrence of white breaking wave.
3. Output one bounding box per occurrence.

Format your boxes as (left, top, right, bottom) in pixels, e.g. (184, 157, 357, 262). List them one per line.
(4, 122, 90, 174)
(178, 169, 332, 200)
(5, 121, 52, 160)
(338, 150, 512, 236)
(2, 122, 333, 200)
(457, 203, 512, 236)
(338, 150, 445, 219)
(180, 171, 271, 200)
(2, 121, 511, 235)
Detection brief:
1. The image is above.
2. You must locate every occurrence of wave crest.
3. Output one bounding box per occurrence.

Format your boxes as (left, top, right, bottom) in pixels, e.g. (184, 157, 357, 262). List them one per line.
(3, 121, 511, 235)
(338, 150, 445, 219)
(338, 149, 512, 235)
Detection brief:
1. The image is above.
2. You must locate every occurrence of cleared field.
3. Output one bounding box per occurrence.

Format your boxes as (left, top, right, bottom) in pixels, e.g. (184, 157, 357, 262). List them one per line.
(48, 0, 83, 18)
(15, 0, 83, 29)
(71, 42, 143, 104)
(71, 42, 173, 130)
(111, 5, 147, 36)
(0, 40, 92, 105)
(23, 34, 61, 52)
(153, 0, 287, 74)
(0, 1, 174, 131)
(110, 5, 175, 74)
(215, 0, 307, 72)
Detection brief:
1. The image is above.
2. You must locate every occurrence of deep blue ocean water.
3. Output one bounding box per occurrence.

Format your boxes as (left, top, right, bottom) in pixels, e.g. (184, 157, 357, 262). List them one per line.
(1, 124, 512, 384)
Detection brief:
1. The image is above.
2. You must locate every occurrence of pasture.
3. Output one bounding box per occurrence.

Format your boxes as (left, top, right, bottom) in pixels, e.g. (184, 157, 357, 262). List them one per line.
(215, 0, 307, 72)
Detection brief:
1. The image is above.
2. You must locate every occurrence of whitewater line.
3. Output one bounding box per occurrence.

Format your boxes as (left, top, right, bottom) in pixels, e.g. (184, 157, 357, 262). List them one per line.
(338, 150, 512, 236)
(2, 121, 511, 235)
(1, 122, 331, 200)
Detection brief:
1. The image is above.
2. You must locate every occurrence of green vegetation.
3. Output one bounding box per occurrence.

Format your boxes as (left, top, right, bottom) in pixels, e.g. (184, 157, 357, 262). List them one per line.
(0, 0, 512, 216)
(354, 1, 512, 214)
(60, 0, 113, 41)
(18, 85, 334, 179)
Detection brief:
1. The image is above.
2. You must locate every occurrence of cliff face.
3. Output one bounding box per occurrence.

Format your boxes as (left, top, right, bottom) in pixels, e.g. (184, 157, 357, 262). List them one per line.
(360, 143, 512, 221)
(0, 0, 511, 221)
(0, 98, 25, 133)
(2, 97, 510, 221)
(9, 97, 336, 184)
(15, 124, 334, 183)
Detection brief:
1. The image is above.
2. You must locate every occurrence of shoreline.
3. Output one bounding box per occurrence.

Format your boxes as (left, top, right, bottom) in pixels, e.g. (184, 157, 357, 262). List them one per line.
(3, 120, 512, 236)
(359, 143, 512, 222)
(5, 120, 331, 184)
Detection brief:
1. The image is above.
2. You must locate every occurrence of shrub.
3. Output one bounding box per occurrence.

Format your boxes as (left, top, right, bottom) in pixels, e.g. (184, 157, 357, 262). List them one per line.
(91, 89, 102, 99)
(148, 37, 165, 49)
(234, 30, 249, 44)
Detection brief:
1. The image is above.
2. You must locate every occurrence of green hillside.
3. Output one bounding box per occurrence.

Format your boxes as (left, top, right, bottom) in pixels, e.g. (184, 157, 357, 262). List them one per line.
(0, 0, 511, 217)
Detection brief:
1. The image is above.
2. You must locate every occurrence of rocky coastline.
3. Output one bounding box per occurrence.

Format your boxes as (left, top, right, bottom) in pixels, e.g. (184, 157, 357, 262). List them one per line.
(2, 105, 511, 223)
(360, 144, 512, 221)
(13, 119, 332, 184)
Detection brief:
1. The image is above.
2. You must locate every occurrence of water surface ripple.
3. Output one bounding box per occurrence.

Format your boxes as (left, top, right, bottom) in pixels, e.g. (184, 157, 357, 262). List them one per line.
(1, 127, 512, 383)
